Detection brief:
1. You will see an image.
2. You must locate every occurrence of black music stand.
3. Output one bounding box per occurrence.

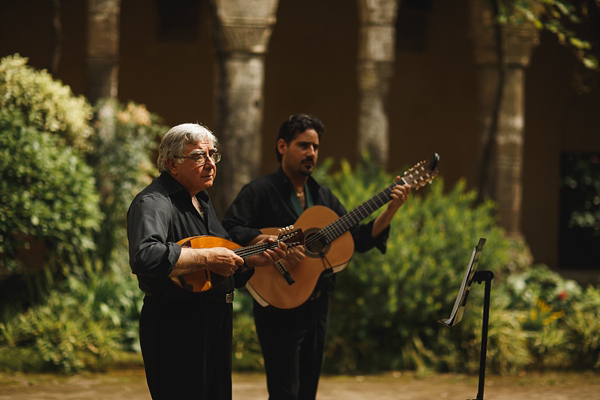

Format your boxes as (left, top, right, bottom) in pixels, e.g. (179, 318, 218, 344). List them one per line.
(438, 238, 492, 400)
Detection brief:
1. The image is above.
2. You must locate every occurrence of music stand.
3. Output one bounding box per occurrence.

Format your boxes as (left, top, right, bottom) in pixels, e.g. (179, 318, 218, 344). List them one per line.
(438, 238, 493, 400)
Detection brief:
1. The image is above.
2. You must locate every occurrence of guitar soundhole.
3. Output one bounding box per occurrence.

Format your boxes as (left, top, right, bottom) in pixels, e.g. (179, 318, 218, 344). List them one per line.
(304, 228, 330, 259)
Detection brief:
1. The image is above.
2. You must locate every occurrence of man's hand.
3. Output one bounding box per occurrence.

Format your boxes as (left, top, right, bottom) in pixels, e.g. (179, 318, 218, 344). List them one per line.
(246, 237, 288, 268)
(371, 176, 411, 238)
(386, 176, 411, 214)
(283, 246, 305, 266)
(170, 246, 243, 277)
(203, 247, 245, 277)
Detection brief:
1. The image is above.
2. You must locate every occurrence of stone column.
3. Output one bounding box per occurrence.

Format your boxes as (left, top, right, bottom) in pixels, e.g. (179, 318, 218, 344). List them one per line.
(470, 0, 538, 235)
(85, 0, 121, 163)
(210, 0, 278, 207)
(86, 0, 121, 103)
(356, 0, 400, 166)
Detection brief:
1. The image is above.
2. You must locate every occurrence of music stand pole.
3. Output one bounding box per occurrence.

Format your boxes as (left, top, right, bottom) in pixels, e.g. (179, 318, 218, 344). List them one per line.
(471, 270, 494, 400)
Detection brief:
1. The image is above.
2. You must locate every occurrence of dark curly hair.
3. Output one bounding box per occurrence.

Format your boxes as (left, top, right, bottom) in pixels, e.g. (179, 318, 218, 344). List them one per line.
(275, 114, 325, 163)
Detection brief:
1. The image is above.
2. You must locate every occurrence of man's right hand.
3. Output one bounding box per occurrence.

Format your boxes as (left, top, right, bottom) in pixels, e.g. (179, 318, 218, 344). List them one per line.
(203, 247, 244, 277)
(169, 246, 243, 277)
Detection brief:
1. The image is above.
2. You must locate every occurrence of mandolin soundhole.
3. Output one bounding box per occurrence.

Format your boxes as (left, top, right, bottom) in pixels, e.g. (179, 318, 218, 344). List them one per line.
(304, 228, 330, 258)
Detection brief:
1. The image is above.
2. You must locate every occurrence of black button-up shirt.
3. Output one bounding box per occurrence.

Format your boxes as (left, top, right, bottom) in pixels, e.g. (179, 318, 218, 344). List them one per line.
(222, 167, 389, 293)
(127, 172, 252, 296)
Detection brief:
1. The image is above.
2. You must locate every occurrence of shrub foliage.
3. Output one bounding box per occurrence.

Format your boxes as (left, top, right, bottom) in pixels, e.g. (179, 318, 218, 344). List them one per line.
(1, 56, 598, 374)
(0, 56, 159, 372)
(0, 54, 92, 152)
(0, 116, 101, 276)
(315, 159, 599, 374)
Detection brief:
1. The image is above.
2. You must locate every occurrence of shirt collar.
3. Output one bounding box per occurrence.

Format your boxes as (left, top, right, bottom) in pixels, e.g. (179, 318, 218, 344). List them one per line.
(275, 166, 321, 196)
(158, 171, 210, 202)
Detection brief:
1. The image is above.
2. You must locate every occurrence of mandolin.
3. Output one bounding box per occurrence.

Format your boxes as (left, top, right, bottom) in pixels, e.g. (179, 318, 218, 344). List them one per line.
(171, 226, 305, 292)
(246, 153, 440, 309)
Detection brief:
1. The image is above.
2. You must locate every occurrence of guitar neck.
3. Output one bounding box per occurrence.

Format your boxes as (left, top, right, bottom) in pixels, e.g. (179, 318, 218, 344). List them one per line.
(321, 177, 407, 243)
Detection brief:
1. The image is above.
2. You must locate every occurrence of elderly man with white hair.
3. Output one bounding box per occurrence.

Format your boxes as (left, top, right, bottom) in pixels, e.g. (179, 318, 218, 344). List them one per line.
(127, 123, 287, 400)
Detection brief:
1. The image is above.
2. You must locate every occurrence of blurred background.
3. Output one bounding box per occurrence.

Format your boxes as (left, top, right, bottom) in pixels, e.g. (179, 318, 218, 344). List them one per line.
(0, 0, 598, 376)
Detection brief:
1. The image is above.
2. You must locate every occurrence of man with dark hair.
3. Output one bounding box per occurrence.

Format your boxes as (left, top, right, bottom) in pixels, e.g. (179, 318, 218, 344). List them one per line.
(127, 123, 287, 400)
(222, 114, 411, 400)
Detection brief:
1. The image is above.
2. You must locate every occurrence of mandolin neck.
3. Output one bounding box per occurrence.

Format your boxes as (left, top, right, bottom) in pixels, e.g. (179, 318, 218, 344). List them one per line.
(234, 241, 280, 259)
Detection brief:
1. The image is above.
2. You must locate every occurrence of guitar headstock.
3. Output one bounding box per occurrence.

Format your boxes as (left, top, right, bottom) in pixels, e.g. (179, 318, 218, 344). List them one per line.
(402, 152, 440, 190)
(277, 225, 305, 249)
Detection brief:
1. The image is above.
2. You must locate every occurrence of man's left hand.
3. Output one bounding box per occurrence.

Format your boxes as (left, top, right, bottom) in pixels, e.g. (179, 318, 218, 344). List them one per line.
(387, 176, 411, 214)
(245, 237, 287, 268)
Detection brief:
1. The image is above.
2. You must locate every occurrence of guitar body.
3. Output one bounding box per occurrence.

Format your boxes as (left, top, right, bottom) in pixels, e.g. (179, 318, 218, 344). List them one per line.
(172, 236, 241, 292)
(247, 205, 354, 309)
(246, 153, 441, 309)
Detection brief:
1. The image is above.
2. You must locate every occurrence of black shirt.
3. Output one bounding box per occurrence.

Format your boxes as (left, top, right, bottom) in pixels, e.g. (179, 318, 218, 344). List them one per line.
(222, 167, 389, 292)
(127, 172, 252, 296)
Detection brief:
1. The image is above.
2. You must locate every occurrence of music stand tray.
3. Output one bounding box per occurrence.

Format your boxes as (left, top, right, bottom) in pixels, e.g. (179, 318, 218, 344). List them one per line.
(438, 238, 493, 400)
(439, 238, 487, 327)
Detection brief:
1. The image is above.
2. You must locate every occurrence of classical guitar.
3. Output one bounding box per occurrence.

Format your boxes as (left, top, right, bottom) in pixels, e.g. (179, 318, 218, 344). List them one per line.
(171, 226, 305, 292)
(246, 153, 440, 309)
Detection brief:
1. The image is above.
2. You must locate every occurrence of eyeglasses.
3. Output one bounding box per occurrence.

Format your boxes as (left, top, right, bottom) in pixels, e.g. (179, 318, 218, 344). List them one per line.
(174, 152, 222, 166)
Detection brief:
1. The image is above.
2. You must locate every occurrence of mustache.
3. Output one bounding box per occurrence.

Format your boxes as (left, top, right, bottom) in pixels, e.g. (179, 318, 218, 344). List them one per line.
(301, 157, 315, 165)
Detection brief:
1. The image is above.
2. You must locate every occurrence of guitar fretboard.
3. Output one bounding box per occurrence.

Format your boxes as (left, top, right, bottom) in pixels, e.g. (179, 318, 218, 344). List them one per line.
(303, 155, 438, 251)
(320, 178, 407, 244)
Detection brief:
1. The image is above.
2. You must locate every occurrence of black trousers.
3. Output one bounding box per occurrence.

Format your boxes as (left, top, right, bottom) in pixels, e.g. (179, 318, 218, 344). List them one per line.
(139, 294, 233, 400)
(253, 292, 330, 400)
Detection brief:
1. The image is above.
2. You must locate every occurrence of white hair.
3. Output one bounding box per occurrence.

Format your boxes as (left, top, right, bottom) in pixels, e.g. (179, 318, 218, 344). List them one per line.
(157, 123, 218, 172)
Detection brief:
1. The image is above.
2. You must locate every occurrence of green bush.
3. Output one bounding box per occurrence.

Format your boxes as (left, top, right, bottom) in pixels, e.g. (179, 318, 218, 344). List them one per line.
(0, 55, 100, 277)
(0, 54, 92, 152)
(499, 264, 600, 370)
(0, 247, 144, 372)
(0, 57, 163, 373)
(0, 276, 125, 372)
(563, 286, 600, 368)
(89, 99, 165, 269)
(312, 159, 530, 373)
(312, 160, 600, 374)
(0, 124, 101, 275)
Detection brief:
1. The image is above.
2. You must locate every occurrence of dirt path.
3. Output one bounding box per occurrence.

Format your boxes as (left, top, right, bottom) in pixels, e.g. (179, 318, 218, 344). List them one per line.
(0, 370, 599, 399)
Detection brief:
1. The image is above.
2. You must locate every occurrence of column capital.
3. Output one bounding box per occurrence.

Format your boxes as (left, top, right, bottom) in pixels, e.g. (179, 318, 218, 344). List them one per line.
(357, 0, 400, 25)
(470, 0, 539, 67)
(211, 0, 278, 54)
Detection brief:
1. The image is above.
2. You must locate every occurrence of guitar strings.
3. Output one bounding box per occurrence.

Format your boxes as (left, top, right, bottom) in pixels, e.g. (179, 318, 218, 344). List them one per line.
(236, 166, 433, 257)
(302, 167, 431, 249)
(304, 182, 398, 249)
